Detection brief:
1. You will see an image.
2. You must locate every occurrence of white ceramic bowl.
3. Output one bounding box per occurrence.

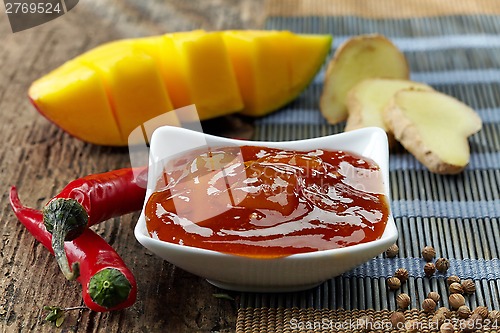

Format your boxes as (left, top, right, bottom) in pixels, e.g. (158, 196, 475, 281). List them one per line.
(134, 126, 397, 292)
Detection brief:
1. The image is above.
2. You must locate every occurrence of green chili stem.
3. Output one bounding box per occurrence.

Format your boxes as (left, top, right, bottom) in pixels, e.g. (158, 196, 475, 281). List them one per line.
(51, 217, 80, 280)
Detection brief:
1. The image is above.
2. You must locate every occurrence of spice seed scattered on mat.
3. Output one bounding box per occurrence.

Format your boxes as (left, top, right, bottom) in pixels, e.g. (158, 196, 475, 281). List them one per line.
(386, 244, 399, 258)
(436, 307, 451, 319)
(424, 262, 436, 276)
(461, 279, 476, 294)
(488, 310, 500, 324)
(449, 282, 464, 294)
(427, 291, 440, 303)
(439, 322, 454, 333)
(457, 305, 471, 319)
(387, 277, 401, 290)
(473, 306, 489, 319)
(449, 293, 466, 309)
(405, 319, 419, 333)
(422, 245, 436, 261)
(390, 311, 405, 328)
(431, 313, 446, 329)
(447, 275, 461, 285)
(470, 313, 483, 323)
(435, 257, 450, 273)
(394, 268, 409, 283)
(396, 293, 411, 309)
(422, 298, 437, 313)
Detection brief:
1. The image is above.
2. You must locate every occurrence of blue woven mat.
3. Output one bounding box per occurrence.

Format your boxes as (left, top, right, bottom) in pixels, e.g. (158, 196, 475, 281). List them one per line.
(239, 14, 500, 312)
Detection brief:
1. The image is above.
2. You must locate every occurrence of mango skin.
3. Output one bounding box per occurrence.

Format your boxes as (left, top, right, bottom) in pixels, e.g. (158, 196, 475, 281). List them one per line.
(29, 30, 332, 146)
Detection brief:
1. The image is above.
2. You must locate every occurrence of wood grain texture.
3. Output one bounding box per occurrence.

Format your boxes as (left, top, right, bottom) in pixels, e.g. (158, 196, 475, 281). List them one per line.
(0, 1, 264, 332)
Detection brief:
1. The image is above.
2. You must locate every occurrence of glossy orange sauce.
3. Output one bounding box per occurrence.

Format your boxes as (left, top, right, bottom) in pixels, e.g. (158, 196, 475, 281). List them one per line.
(145, 146, 389, 258)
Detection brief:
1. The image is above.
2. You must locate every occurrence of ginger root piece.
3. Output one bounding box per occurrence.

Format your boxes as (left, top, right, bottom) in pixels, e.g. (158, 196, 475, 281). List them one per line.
(320, 34, 409, 124)
(384, 89, 482, 174)
(345, 78, 433, 146)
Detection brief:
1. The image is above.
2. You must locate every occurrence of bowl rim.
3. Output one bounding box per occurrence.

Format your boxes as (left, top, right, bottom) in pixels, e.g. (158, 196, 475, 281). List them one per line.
(134, 126, 397, 261)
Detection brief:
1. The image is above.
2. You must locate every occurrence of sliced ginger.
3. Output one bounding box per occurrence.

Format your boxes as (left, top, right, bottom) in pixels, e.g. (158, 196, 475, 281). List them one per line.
(345, 78, 433, 146)
(383, 89, 482, 174)
(320, 34, 409, 124)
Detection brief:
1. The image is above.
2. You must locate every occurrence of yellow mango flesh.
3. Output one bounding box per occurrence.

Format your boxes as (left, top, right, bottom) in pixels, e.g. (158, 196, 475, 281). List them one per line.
(223, 31, 331, 116)
(29, 30, 331, 146)
(170, 31, 243, 119)
(28, 61, 123, 146)
(76, 41, 178, 144)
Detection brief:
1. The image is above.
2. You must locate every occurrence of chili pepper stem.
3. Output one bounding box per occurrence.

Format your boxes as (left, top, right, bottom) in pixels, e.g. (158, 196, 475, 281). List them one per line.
(52, 217, 80, 280)
(43, 198, 88, 281)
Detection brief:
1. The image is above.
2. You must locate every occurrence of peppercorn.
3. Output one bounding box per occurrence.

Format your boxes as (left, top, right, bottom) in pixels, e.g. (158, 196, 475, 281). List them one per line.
(488, 310, 500, 324)
(457, 305, 471, 319)
(449, 293, 466, 310)
(461, 280, 476, 294)
(386, 244, 399, 258)
(422, 298, 437, 313)
(394, 268, 409, 283)
(449, 282, 464, 294)
(422, 246, 436, 261)
(439, 322, 454, 333)
(447, 275, 461, 286)
(473, 306, 488, 319)
(387, 277, 401, 290)
(428, 291, 441, 303)
(424, 262, 436, 276)
(435, 258, 450, 273)
(397, 293, 411, 309)
(390, 311, 405, 328)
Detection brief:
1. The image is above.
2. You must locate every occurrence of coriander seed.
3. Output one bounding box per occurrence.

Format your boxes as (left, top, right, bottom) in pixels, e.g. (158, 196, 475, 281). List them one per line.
(422, 246, 436, 261)
(461, 279, 476, 294)
(405, 320, 420, 333)
(387, 276, 401, 290)
(469, 313, 483, 323)
(394, 268, 409, 283)
(447, 275, 461, 285)
(457, 305, 471, 319)
(488, 310, 500, 324)
(439, 322, 454, 333)
(422, 298, 437, 313)
(436, 307, 451, 319)
(390, 311, 405, 328)
(386, 244, 399, 258)
(449, 282, 464, 294)
(473, 306, 488, 319)
(397, 293, 411, 309)
(435, 258, 450, 273)
(449, 293, 465, 310)
(428, 291, 440, 303)
(424, 262, 436, 276)
(431, 313, 446, 329)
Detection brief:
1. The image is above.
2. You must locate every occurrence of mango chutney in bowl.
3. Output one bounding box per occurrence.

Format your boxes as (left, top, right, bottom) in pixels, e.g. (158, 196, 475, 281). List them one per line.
(135, 126, 397, 292)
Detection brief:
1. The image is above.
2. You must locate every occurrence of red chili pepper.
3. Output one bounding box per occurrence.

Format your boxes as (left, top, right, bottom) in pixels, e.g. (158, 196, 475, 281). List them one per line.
(42, 166, 148, 280)
(10, 186, 137, 312)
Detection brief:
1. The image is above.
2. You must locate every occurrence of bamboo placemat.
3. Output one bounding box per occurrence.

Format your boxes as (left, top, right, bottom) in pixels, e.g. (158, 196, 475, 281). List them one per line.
(237, 1, 500, 331)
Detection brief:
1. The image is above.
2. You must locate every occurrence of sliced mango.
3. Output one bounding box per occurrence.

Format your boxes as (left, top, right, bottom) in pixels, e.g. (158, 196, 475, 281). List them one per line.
(170, 31, 244, 119)
(223, 31, 331, 116)
(29, 30, 332, 146)
(28, 61, 122, 146)
(76, 42, 178, 144)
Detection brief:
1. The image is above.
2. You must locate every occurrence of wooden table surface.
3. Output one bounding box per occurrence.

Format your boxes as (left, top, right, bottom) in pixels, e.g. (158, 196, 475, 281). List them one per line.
(0, 1, 265, 332)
